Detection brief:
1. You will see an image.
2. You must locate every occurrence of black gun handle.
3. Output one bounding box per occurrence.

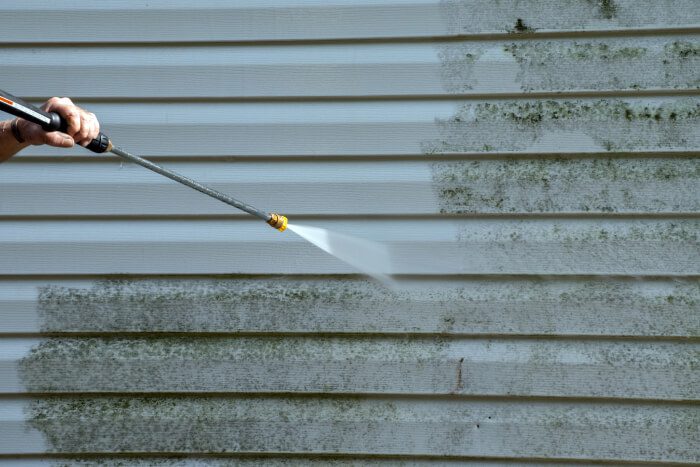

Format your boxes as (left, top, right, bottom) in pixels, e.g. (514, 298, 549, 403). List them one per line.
(0, 88, 111, 154)
(49, 113, 111, 153)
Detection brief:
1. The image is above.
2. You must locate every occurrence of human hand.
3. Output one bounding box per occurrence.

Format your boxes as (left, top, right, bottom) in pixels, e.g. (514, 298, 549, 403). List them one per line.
(14, 97, 100, 148)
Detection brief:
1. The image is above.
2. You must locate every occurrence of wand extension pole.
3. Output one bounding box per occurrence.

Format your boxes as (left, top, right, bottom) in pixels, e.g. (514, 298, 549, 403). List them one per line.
(0, 88, 288, 232)
(108, 144, 274, 224)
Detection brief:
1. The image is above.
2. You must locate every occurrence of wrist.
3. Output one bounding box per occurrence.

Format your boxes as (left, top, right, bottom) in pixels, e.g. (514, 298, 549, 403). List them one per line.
(10, 118, 26, 144)
(0, 120, 29, 161)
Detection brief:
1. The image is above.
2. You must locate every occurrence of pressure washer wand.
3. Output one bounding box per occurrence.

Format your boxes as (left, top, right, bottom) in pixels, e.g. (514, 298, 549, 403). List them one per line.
(0, 89, 288, 232)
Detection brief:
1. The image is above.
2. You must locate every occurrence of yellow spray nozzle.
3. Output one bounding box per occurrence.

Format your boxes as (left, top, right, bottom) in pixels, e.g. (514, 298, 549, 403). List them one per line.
(267, 213, 288, 232)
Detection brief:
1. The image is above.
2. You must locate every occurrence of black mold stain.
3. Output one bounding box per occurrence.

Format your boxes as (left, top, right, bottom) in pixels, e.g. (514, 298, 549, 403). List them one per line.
(509, 18, 535, 34)
(589, 0, 618, 19)
(666, 41, 700, 60)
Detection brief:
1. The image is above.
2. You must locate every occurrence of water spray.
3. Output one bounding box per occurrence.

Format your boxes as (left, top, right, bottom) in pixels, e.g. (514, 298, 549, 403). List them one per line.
(0, 89, 288, 232)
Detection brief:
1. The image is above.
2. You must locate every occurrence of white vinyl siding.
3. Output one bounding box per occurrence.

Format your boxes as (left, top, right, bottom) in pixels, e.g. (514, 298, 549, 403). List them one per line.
(0, 0, 698, 464)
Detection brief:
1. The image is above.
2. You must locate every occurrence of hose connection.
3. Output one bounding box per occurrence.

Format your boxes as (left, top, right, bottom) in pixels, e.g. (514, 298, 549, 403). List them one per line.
(267, 213, 288, 232)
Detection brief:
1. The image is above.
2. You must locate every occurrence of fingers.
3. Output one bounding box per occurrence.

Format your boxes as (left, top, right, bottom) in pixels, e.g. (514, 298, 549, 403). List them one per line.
(38, 97, 101, 149)
(32, 97, 100, 148)
(42, 131, 74, 148)
(43, 97, 80, 136)
(78, 112, 100, 147)
(75, 111, 91, 146)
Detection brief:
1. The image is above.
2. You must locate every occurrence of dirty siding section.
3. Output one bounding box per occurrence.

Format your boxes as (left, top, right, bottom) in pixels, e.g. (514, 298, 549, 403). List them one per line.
(0, 0, 699, 465)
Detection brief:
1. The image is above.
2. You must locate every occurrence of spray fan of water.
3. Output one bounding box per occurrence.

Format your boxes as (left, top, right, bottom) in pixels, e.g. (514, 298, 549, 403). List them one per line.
(287, 223, 396, 287)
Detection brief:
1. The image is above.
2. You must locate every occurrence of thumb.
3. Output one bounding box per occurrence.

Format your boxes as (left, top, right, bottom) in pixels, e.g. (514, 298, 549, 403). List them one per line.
(43, 131, 75, 148)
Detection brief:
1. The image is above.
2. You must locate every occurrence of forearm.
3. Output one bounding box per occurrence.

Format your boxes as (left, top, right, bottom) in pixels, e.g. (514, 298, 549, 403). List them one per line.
(0, 119, 29, 162)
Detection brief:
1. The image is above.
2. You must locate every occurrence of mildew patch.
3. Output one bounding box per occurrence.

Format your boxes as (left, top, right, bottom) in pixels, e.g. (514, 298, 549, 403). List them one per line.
(43, 459, 493, 466)
(23, 396, 400, 454)
(432, 157, 700, 213)
(31, 277, 700, 336)
(502, 39, 699, 91)
(432, 37, 699, 94)
(19, 336, 450, 365)
(36, 278, 391, 333)
(454, 220, 699, 275)
(436, 43, 481, 93)
(421, 99, 700, 153)
(22, 397, 700, 460)
(588, 0, 618, 19)
(28, 277, 700, 337)
(439, 0, 700, 35)
(666, 41, 700, 59)
(16, 335, 452, 393)
(17, 335, 699, 396)
(457, 220, 700, 243)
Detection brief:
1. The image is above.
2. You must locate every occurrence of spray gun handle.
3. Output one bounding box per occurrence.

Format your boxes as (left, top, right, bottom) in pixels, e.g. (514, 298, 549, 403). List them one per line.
(0, 88, 111, 154)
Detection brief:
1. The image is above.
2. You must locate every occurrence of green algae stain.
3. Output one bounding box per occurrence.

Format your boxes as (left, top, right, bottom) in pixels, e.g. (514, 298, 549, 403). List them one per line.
(431, 157, 700, 214)
(498, 38, 697, 92)
(35, 278, 397, 333)
(558, 222, 699, 243)
(17, 335, 451, 393)
(420, 99, 700, 154)
(472, 100, 699, 124)
(505, 42, 647, 64)
(665, 41, 700, 59)
(24, 396, 407, 454)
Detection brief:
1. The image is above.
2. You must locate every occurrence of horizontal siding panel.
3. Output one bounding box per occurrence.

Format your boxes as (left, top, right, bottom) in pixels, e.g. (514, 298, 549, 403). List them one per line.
(1, 397, 697, 462)
(4, 36, 698, 99)
(1, 278, 698, 337)
(14, 98, 700, 158)
(0, 461, 615, 467)
(1, 219, 697, 275)
(4, 337, 698, 399)
(0, 461, 616, 467)
(3, 1, 698, 44)
(1, 157, 698, 215)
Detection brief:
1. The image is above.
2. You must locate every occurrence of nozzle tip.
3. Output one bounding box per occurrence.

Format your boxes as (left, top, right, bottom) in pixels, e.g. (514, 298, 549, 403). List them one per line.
(267, 213, 288, 232)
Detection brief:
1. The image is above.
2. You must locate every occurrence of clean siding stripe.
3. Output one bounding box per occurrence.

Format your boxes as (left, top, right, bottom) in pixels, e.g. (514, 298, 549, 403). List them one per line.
(1, 0, 698, 43)
(14, 98, 700, 158)
(1, 278, 698, 337)
(0, 219, 697, 275)
(4, 337, 699, 399)
(1, 157, 698, 216)
(1, 397, 697, 462)
(3, 36, 698, 99)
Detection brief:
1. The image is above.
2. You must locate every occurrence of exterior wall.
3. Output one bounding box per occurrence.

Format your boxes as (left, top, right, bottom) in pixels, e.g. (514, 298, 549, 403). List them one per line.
(0, 1, 698, 464)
